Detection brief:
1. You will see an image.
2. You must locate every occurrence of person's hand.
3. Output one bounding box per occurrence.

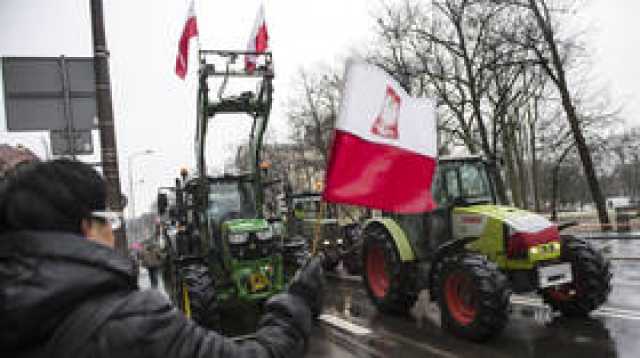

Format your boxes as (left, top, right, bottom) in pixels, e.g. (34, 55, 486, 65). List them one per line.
(288, 254, 326, 318)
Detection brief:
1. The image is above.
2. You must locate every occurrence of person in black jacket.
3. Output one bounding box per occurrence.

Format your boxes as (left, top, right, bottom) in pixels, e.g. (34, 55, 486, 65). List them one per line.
(0, 159, 324, 357)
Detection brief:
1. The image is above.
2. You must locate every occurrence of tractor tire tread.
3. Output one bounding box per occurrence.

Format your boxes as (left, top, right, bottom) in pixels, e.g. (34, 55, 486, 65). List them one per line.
(542, 236, 611, 317)
(438, 253, 510, 342)
(181, 264, 220, 329)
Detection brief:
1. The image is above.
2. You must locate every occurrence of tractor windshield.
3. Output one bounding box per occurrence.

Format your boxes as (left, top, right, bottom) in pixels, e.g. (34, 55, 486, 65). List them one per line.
(457, 162, 493, 203)
(207, 181, 257, 222)
(437, 160, 495, 205)
(292, 196, 338, 220)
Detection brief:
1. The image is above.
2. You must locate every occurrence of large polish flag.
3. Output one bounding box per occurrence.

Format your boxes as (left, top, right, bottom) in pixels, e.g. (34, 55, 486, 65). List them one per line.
(175, 0, 198, 80)
(323, 62, 438, 213)
(245, 4, 268, 74)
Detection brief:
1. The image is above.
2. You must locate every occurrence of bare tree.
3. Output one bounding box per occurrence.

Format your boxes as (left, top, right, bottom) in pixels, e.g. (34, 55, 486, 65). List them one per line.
(493, 0, 611, 225)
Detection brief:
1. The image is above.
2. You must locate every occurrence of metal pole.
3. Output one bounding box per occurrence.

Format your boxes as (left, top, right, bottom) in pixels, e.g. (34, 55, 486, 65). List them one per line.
(90, 0, 127, 254)
(128, 155, 134, 244)
(127, 150, 154, 243)
(60, 56, 77, 159)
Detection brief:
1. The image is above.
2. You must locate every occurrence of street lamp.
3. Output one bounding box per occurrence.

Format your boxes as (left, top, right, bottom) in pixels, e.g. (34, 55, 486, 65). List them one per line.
(128, 149, 155, 222)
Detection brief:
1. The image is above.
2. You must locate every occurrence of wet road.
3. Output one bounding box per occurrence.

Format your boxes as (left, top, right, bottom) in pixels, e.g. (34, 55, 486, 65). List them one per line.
(139, 235, 640, 357)
(138, 269, 358, 357)
(318, 237, 640, 358)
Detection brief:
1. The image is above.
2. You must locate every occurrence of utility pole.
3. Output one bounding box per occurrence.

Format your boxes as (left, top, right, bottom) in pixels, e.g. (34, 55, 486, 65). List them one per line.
(90, 0, 128, 254)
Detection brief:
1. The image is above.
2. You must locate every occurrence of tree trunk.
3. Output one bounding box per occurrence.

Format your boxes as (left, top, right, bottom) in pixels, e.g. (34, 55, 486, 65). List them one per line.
(502, 119, 521, 207)
(528, 0, 610, 227)
(529, 102, 541, 212)
(516, 130, 529, 210)
(551, 165, 560, 222)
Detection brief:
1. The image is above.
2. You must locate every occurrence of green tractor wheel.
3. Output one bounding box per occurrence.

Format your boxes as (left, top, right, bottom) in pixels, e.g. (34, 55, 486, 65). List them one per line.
(542, 236, 611, 317)
(437, 253, 510, 341)
(362, 226, 414, 314)
(181, 264, 220, 329)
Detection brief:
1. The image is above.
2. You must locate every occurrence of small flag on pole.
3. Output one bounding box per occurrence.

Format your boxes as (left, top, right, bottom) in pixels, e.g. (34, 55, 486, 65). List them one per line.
(245, 4, 269, 74)
(323, 62, 438, 214)
(175, 0, 199, 80)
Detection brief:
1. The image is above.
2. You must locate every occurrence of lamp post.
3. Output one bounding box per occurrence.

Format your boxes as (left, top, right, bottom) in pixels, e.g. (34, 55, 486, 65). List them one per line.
(128, 150, 155, 222)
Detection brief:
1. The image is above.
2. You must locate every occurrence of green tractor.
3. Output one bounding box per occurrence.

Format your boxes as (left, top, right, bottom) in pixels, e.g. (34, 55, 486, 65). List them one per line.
(284, 192, 363, 274)
(157, 50, 286, 333)
(361, 155, 611, 341)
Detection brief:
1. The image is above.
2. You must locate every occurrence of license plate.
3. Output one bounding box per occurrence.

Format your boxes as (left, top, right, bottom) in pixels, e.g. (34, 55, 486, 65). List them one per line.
(538, 263, 572, 288)
(249, 273, 270, 292)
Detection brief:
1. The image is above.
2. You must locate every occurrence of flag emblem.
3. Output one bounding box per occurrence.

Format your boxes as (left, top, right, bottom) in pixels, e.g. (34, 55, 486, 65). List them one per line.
(371, 86, 401, 139)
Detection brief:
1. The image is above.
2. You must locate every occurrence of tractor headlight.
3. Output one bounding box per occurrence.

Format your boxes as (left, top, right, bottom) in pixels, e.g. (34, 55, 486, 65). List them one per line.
(229, 233, 249, 244)
(529, 246, 540, 256)
(256, 230, 272, 241)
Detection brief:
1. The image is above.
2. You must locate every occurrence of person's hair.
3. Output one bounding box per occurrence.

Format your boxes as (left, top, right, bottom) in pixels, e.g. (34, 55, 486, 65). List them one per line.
(0, 159, 106, 234)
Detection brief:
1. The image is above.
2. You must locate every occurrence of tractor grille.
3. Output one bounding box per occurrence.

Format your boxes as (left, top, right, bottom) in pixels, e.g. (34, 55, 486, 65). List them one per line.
(229, 234, 277, 260)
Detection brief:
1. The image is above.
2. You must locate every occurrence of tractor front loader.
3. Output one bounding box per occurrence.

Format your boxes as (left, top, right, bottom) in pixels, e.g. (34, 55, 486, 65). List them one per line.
(158, 50, 288, 335)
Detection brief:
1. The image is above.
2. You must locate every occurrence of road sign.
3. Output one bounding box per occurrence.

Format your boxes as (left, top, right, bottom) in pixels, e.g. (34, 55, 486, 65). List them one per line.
(50, 130, 94, 156)
(2, 57, 97, 131)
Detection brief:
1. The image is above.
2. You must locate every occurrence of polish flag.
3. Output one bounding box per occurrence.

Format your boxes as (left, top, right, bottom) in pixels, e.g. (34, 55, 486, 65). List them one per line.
(175, 0, 198, 80)
(245, 4, 268, 74)
(323, 62, 438, 213)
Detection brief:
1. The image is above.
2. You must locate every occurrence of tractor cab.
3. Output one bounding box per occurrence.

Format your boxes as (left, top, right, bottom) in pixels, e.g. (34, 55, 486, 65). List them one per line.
(205, 175, 258, 230)
(432, 156, 498, 208)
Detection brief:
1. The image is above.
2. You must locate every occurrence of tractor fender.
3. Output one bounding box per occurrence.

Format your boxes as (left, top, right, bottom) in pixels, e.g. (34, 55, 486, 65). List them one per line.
(428, 237, 477, 300)
(363, 218, 416, 262)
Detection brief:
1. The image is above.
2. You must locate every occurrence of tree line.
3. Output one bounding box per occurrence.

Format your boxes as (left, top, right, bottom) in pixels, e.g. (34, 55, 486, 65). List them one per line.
(281, 0, 638, 225)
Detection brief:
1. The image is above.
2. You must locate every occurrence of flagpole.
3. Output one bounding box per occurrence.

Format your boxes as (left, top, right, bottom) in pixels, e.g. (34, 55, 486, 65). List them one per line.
(193, 0, 202, 56)
(311, 201, 326, 256)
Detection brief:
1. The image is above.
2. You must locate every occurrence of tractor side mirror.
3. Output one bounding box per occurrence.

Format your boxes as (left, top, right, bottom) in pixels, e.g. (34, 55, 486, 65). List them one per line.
(157, 193, 168, 216)
(450, 196, 469, 207)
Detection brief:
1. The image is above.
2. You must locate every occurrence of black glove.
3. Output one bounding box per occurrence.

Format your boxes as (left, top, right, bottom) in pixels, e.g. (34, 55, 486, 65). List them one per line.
(288, 254, 326, 318)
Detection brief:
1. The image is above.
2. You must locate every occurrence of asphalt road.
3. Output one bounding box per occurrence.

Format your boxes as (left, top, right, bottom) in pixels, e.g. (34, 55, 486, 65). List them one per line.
(317, 237, 640, 358)
(138, 236, 640, 358)
(138, 269, 358, 357)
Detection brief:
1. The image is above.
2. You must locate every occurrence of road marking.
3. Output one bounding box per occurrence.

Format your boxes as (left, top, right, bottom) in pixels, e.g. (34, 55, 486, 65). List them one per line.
(592, 311, 640, 321)
(510, 295, 640, 321)
(325, 328, 385, 358)
(319, 314, 372, 336)
(380, 330, 459, 358)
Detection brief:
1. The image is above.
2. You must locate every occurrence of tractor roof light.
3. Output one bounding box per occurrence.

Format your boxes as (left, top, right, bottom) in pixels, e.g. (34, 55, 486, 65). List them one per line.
(229, 233, 249, 244)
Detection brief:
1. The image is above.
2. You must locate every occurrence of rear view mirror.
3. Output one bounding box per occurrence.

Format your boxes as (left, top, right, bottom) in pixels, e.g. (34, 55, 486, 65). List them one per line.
(158, 193, 168, 215)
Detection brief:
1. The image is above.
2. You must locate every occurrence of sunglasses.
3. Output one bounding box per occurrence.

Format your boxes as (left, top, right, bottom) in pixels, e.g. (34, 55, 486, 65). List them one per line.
(90, 211, 122, 230)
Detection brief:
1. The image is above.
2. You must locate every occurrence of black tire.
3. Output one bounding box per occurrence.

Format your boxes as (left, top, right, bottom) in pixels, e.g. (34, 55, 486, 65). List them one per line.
(437, 253, 510, 342)
(362, 225, 414, 314)
(323, 247, 341, 271)
(342, 253, 362, 275)
(542, 236, 612, 317)
(181, 264, 220, 329)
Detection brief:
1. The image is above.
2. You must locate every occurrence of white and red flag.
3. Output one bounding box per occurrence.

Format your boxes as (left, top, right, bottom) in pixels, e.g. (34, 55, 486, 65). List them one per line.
(175, 0, 199, 80)
(323, 62, 438, 213)
(245, 4, 269, 73)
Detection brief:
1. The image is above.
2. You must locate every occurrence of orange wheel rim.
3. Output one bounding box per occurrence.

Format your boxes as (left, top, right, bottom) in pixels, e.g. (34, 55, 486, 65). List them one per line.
(445, 272, 477, 325)
(367, 246, 390, 298)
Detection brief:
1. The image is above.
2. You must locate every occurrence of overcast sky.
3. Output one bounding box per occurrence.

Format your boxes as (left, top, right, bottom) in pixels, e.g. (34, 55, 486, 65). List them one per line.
(1, 0, 639, 215)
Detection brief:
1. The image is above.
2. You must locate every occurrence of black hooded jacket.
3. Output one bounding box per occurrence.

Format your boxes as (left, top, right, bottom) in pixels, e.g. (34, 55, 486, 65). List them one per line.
(0, 231, 312, 357)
